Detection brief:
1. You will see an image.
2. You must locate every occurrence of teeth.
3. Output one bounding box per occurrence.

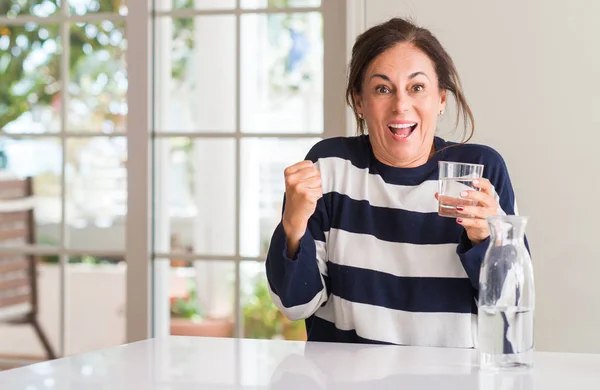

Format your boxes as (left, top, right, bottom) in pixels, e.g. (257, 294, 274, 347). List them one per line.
(389, 123, 416, 128)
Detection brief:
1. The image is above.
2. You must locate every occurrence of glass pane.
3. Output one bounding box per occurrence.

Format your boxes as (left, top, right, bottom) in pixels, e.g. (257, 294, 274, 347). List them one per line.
(1, 23, 61, 134)
(1, 0, 60, 17)
(156, 16, 235, 133)
(241, 0, 321, 9)
(69, 0, 128, 15)
(0, 257, 60, 363)
(68, 22, 127, 133)
(0, 137, 62, 247)
(241, 261, 306, 340)
(65, 137, 127, 250)
(153, 138, 235, 256)
(156, 0, 235, 11)
(169, 261, 235, 337)
(241, 13, 323, 133)
(66, 256, 126, 355)
(240, 138, 320, 258)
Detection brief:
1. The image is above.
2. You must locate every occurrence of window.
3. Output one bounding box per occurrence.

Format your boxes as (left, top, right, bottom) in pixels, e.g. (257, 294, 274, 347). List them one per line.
(0, 1, 348, 362)
(150, 0, 347, 340)
(0, 0, 129, 359)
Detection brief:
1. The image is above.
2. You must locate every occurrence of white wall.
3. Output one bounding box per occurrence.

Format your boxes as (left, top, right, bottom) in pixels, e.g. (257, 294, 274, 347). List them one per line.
(360, 0, 600, 353)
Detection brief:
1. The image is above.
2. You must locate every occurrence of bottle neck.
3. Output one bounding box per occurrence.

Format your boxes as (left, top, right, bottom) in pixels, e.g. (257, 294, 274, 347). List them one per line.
(489, 221, 527, 247)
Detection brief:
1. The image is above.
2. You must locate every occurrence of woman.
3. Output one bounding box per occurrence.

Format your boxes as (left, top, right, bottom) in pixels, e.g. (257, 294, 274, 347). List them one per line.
(265, 17, 522, 347)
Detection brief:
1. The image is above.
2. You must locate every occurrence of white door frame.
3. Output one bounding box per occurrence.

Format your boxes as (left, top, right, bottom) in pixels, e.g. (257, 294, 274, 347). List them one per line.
(124, 0, 363, 343)
(125, 0, 153, 343)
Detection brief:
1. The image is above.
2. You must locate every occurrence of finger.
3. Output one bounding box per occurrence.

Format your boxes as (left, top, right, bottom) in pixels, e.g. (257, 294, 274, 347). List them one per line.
(460, 188, 498, 209)
(455, 204, 497, 219)
(284, 160, 314, 176)
(296, 188, 323, 202)
(472, 178, 496, 198)
(456, 216, 488, 231)
(456, 218, 490, 243)
(293, 166, 320, 179)
(301, 175, 322, 190)
(287, 167, 320, 185)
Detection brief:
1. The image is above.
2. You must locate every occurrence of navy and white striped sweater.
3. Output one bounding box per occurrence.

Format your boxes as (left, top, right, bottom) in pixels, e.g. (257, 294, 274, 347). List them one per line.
(265, 135, 521, 347)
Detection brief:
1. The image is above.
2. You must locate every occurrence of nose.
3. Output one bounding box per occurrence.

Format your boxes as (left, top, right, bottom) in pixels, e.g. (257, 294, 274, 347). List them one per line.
(393, 91, 409, 113)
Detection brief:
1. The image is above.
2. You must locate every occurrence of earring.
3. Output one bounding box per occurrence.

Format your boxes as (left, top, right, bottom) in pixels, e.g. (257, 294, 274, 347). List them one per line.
(439, 109, 444, 116)
(358, 113, 364, 119)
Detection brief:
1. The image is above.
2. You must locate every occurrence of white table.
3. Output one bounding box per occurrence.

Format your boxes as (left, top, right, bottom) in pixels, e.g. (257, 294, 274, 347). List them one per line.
(0, 336, 599, 389)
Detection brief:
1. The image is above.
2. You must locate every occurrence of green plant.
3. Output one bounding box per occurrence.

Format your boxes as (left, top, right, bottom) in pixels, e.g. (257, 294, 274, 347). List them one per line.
(242, 275, 306, 340)
(0, 0, 126, 130)
(1, 0, 194, 131)
(170, 277, 204, 321)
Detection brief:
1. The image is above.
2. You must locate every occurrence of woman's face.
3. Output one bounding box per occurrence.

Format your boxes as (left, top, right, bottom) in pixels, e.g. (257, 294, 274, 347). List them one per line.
(355, 42, 447, 168)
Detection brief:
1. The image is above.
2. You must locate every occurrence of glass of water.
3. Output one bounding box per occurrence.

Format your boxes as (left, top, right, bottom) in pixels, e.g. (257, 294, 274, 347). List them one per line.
(438, 161, 484, 218)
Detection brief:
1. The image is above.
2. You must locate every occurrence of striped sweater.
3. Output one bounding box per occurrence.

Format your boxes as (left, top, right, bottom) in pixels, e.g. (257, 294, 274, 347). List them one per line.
(265, 135, 521, 347)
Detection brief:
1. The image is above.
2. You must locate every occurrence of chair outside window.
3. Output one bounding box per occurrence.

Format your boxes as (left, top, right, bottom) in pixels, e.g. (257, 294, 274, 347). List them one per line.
(0, 176, 56, 360)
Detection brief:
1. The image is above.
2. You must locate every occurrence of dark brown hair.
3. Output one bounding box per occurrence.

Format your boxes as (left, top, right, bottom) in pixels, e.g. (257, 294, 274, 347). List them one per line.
(345, 17, 474, 144)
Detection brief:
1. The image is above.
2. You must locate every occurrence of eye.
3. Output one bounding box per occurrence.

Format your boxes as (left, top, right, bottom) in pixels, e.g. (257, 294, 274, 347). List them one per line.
(376, 85, 391, 94)
(412, 84, 425, 92)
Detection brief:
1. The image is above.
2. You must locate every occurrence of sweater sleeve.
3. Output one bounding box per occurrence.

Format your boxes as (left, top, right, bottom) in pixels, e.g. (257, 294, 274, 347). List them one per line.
(456, 151, 530, 290)
(265, 161, 330, 321)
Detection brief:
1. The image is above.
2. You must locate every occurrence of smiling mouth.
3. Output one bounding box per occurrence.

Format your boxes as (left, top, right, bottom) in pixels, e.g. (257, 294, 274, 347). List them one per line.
(388, 123, 417, 139)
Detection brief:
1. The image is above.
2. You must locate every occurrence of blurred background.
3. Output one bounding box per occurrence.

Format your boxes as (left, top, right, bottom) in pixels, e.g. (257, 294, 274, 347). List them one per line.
(0, 0, 350, 369)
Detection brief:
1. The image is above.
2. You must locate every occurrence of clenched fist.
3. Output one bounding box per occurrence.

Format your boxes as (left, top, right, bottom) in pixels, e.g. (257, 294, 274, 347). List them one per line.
(281, 160, 322, 257)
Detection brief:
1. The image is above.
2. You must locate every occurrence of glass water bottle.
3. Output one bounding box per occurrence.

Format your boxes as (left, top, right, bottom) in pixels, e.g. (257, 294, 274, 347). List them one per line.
(478, 215, 535, 370)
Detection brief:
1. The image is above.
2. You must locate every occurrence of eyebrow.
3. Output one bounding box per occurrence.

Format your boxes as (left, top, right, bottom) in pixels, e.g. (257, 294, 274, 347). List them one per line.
(369, 71, 430, 82)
